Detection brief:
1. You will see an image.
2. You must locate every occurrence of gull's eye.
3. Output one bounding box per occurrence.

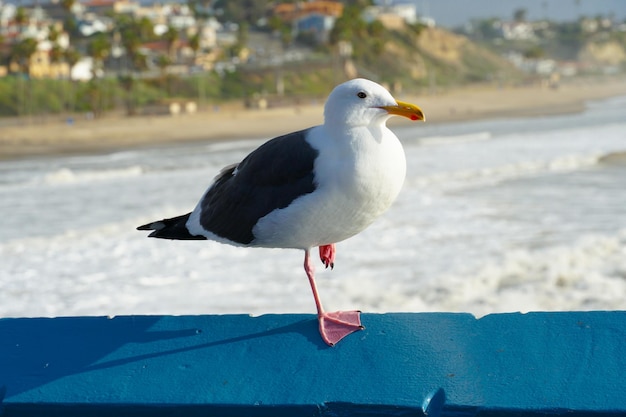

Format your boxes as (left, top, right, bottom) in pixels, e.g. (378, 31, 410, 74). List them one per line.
(357, 91, 367, 99)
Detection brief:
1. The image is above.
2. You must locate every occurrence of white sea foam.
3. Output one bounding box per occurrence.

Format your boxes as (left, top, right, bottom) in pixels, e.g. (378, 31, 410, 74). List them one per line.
(204, 138, 264, 153)
(420, 230, 626, 317)
(2, 216, 624, 318)
(419, 131, 492, 146)
(410, 152, 603, 190)
(42, 166, 145, 185)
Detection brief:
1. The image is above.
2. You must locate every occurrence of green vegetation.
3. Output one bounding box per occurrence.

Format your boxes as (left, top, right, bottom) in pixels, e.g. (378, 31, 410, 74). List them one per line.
(0, 69, 337, 117)
(0, 76, 180, 116)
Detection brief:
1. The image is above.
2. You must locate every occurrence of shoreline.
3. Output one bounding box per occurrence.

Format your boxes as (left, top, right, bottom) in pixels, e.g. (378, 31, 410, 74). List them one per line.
(2, 77, 626, 161)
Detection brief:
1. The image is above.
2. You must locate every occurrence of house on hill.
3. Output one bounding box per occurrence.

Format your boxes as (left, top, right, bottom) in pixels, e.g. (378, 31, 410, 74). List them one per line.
(273, 1, 343, 22)
(362, 3, 418, 30)
(273, 1, 343, 44)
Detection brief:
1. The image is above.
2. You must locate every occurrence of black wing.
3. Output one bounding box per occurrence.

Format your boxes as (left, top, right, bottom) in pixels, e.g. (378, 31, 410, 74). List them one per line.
(199, 128, 319, 244)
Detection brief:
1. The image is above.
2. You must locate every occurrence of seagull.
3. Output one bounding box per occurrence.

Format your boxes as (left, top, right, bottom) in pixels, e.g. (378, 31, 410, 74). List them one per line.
(138, 78, 425, 346)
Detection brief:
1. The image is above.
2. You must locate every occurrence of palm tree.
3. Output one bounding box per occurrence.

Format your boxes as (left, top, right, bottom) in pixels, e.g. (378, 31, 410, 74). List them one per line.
(155, 53, 172, 90)
(61, 0, 80, 40)
(87, 34, 111, 116)
(162, 26, 179, 62)
(155, 53, 172, 70)
(64, 47, 81, 78)
(49, 44, 64, 67)
(64, 47, 81, 112)
(137, 17, 155, 41)
(61, 0, 76, 13)
(48, 24, 60, 43)
(188, 32, 200, 65)
(117, 74, 137, 115)
(10, 37, 37, 117)
(111, 13, 152, 74)
(47, 25, 64, 77)
(87, 33, 110, 78)
(10, 38, 38, 75)
(14, 7, 28, 31)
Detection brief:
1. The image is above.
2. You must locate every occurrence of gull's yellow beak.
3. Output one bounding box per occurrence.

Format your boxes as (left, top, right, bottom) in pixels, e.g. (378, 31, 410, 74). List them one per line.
(379, 100, 425, 121)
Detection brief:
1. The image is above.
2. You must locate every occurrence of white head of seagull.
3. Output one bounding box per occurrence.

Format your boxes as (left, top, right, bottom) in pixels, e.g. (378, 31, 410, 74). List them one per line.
(137, 78, 425, 347)
(324, 78, 424, 128)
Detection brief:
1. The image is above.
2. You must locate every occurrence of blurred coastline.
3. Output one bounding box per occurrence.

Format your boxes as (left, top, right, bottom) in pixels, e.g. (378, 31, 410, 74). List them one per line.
(1, 76, 626, 161)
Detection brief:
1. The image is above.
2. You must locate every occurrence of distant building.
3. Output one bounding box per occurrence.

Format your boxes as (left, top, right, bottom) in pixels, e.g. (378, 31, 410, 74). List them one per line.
(504, 51, 556, 75)
(83, 0, 116, 16)
(295, 13, 337, 43)
(0, 3, 74, 79)
(6, 39, 72, 79)
(167, 4, 196, 30)
(0, 2, 17, 29)
(71, 57, 100, 80)
(113, 0, 140, 15)
(272, 1, 343, 45)
(30, 2, 77, 23)
(363, 3, 418, 27)
(580, 17, 599, 33)
(557, 61, 580, 77)
(77, 15, 110, 36)
(28, 47, 71, 79)
(273, 1, 343, 22)
(533, 58, 556, 75)
(198, 18, 221, 49)
(497, 21, 535, 40)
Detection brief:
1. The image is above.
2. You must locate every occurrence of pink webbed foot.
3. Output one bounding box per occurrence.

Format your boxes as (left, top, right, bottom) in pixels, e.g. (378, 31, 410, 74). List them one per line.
(305, 248, 362, 346)
(318, 310, 364, 346)
(319, 244, 336, 269)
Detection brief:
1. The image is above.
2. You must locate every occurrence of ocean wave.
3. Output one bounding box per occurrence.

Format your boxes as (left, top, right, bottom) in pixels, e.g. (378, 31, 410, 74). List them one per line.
(411, 152, 603, 190)
(585, 94, 626, 110)
(204, 138, 263, 153)
(42, 166, 145, 185)
(420, 229, 626, 317)
(418, 131, 492, 146)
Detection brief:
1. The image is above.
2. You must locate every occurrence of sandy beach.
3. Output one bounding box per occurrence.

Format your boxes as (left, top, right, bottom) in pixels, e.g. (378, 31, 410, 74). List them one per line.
(1, 76, 626, 160)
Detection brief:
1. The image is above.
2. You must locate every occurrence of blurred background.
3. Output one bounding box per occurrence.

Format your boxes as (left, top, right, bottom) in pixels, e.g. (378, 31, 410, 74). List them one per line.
(0, 0, 624, 122)
(1, 0, 625, 318)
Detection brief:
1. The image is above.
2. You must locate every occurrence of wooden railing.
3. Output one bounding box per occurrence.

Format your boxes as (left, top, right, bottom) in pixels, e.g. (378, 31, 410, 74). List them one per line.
(1, 312, 625, 416)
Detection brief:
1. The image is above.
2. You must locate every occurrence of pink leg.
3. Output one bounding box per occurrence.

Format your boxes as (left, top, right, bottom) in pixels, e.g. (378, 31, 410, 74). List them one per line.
(319, 244, 336, 269)
(304, 249, 363, 346)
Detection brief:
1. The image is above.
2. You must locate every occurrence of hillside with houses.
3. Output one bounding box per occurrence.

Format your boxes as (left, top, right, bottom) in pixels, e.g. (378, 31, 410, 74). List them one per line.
(0, 0, 624, 118)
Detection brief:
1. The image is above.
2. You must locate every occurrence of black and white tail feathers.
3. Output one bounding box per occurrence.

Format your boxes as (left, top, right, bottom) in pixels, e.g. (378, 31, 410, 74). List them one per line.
(137, 213, 206, 240)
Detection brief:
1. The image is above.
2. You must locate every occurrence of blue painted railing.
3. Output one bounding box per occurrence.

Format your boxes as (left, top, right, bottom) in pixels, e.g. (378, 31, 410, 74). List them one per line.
(1, 312, 626, 416)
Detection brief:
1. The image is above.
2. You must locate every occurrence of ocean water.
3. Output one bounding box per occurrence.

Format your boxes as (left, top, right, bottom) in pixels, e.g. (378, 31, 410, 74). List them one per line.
(1, 96, 625, 318)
